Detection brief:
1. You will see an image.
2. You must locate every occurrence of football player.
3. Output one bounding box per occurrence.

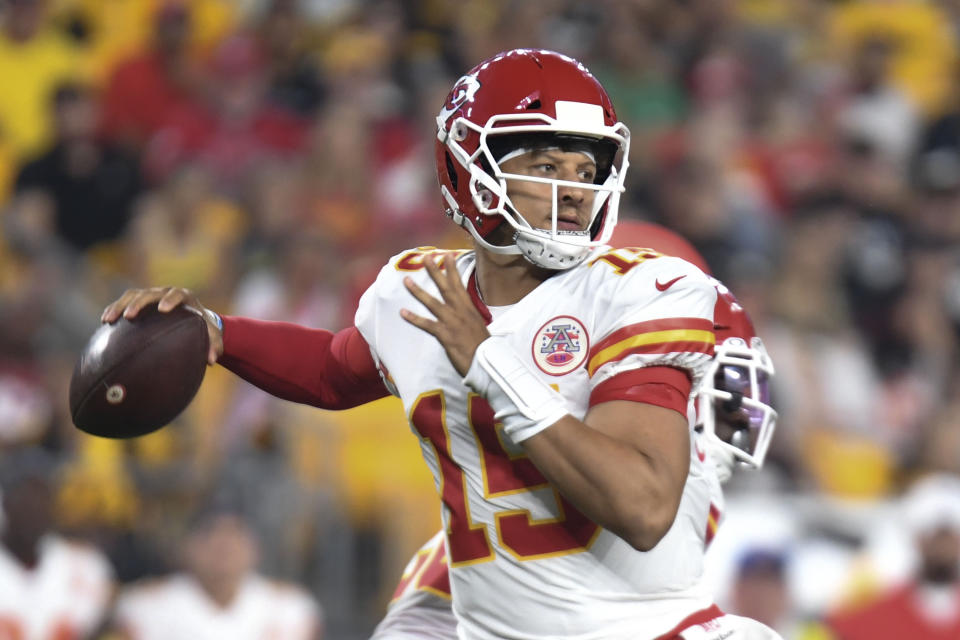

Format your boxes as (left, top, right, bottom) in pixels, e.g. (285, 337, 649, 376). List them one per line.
(372, 531, 455, 639)
(370, 226, 779, 639)
(103, 49, 780, 638)
(112, 501, 322, 640)
(0, 449, 114, 639)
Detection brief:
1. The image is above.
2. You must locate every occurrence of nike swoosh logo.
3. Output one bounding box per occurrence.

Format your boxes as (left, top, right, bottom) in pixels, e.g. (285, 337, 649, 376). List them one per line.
(655, 275, 686, 291)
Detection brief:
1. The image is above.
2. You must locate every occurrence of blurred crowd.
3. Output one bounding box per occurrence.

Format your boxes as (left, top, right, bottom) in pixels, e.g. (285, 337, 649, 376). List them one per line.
(1, 0, 960, 638)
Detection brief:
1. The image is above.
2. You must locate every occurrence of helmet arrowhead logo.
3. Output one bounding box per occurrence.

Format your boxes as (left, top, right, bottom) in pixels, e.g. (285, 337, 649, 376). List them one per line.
(439, 73, 481, 125)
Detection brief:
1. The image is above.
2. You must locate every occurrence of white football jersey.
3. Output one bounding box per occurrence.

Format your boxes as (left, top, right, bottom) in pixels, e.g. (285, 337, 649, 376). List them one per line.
(114, 573, 321, 640)
(356, 246, 720, 639)
(0, 534, 113, 639)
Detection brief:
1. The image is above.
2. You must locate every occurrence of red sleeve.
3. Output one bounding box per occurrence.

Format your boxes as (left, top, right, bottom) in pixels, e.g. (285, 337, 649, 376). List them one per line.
(217, 316, 389, 410)
(588, 366, 692, 418)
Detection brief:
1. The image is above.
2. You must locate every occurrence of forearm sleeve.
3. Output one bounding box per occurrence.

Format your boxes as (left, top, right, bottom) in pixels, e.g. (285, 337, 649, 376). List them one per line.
(218, 316, 389, 409)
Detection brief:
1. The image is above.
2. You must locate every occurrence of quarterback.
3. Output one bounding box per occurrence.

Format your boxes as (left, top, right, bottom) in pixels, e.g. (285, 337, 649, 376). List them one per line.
(103, 50, 779, 639)
(370, 225, 780, 640)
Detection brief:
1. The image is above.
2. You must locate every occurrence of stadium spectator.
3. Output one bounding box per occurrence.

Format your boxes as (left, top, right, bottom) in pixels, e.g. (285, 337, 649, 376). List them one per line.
(828, 0, 956, 116)
(190, 33, 310, 191)
(729, 549, 791, 635)
(825, 473, 960, 640)
(123, 163, 245, 310)
(917, 379, 960, 476)
(833, 35, 918, 174)
(13, 81, 143, 254)
(99, 1, 208, 161)
(254, 0, 327, 119)
(0, 0, 90, 160)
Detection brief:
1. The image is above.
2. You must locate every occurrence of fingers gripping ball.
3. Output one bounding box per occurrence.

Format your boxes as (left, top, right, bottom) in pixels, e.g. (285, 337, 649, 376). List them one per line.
(69, 304, 209, 438)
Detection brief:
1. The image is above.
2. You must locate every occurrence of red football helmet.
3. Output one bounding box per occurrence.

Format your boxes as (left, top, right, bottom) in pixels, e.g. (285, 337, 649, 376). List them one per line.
(435, 49, 630, 270)
(698, 282, 777, 469)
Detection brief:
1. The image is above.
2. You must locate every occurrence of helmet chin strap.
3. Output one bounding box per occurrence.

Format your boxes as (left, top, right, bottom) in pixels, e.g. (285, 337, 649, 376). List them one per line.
(456, 204, 594, 269)
(466, 223, 593, 269)
(465, 222, 523, 256)
(510, 180, 599, 269)
(515, 228, 593, 269)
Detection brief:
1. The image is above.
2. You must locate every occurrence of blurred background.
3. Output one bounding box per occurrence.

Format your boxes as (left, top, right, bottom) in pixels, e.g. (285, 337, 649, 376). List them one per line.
(2, 0, 960, 638)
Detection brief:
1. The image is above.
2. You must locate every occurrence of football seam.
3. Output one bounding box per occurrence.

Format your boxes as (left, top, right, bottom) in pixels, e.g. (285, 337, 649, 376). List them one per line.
(72, 314, 207, 423)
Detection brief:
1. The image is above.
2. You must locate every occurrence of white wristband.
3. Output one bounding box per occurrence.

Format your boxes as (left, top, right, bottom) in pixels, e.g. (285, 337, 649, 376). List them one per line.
(463, 336, 569, 442)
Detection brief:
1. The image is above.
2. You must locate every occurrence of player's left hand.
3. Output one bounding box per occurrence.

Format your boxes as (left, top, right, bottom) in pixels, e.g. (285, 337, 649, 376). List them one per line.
(401, 252, 490, 377)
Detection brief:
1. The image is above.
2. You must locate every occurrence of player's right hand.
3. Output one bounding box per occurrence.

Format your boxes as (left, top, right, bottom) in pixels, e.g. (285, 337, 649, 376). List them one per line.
(101, 286, 224, 365)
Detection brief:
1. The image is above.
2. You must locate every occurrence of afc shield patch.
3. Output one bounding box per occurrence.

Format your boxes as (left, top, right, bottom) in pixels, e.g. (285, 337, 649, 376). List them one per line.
(532, 316, 589, 376)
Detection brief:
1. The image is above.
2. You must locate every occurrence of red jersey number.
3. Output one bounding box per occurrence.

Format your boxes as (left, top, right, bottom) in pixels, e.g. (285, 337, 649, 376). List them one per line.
(410, 391, 600, 566)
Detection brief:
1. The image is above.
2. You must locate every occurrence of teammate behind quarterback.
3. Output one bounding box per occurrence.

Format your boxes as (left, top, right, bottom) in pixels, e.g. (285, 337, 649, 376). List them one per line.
(102, 49, 782, 639)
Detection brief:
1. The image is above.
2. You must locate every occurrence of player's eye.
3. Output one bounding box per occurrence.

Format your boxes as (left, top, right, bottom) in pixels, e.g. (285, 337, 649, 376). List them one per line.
(532, 163, 556, 174)
(578, 169, 596, 182)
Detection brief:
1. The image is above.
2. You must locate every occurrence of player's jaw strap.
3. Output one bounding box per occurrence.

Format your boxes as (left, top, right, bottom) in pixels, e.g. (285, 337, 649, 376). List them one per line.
(463, 336, 569, 443)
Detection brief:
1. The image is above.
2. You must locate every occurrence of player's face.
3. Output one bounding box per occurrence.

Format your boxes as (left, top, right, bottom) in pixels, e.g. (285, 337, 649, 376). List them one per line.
(1, 478, 53, 547)
(918, 526, 960, 583)
(185, 514, 258, 587)
(500, 150, 597, 233)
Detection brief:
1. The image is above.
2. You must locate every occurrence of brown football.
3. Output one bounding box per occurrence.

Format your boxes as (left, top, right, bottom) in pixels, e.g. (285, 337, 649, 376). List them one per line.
(69, 304, 209, 438)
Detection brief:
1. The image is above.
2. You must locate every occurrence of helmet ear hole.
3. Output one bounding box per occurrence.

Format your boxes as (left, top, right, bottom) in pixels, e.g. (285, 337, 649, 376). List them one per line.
(445, 152, 459, 192)
(478, 189, 493, 208)
(589, 210, 606, 240)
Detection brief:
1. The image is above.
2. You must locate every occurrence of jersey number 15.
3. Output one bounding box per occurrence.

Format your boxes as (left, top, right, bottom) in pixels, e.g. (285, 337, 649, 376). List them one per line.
(411, 391, 600, 567)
